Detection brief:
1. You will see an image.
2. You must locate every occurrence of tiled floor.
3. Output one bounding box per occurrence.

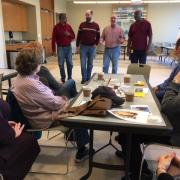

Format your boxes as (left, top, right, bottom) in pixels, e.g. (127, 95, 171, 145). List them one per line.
(12, 54, 175, 180)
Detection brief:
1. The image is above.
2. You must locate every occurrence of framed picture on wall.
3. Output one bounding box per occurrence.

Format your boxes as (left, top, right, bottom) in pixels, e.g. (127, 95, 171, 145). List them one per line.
(113, 6, 147, 39)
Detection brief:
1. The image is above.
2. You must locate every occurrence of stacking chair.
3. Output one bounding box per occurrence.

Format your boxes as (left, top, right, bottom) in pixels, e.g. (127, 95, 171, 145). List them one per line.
(6, 90, 75, 175)
(127, 64, 151, 81)
(155, 46, 168, 62)
(0, 74, 3, 99)
(0, 174, 3, 180)
(139, 143, 180, 180)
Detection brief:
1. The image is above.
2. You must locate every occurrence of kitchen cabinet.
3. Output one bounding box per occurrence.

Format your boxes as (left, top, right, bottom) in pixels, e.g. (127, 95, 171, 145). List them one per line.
(40, 0, 54, 11)
(2, 1, 28, 32)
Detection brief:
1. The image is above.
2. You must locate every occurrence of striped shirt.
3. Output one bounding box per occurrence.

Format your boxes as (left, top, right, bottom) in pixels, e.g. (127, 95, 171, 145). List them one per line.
(11, 74, 67, 129)
(76, 21, 100, 47)
(101, 25, 125, 48)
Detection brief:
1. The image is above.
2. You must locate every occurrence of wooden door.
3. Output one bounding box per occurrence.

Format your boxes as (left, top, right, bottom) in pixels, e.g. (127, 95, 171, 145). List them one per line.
(40, 0, 54, 57)
(41, 10, 54, 56)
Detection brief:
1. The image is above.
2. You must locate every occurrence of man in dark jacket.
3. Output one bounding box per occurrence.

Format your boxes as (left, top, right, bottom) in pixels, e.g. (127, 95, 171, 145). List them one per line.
(0, 99, 40, 180)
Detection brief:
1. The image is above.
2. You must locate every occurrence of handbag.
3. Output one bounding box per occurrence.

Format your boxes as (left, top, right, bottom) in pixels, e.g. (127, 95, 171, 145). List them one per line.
(67, 96, 112, 117)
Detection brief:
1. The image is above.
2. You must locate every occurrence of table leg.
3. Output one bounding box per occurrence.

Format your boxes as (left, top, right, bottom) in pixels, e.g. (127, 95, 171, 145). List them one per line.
(80, 129, 94, 180)
(8, 79, 11, 87)
(124, 47, 126, 60)
(125, 134, 132, 180)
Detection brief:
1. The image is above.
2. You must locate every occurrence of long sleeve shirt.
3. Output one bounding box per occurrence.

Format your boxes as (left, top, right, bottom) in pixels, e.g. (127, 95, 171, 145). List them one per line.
(12, 74, 67, 129)
(158, 62, 180, 92)
(76, 21, 100, 47)
(161, 82, 180, 134)
(101, 25, 125, 48)
(158, 173, 174, 180)
(128, 19, 152, 51)
(52, 22, 75, 52)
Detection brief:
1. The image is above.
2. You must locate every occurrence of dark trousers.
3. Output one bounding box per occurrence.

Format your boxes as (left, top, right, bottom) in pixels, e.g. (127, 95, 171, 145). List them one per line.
(130, 50, 147, 64)
(74, 128, 89, 149)
(155, 90, 165, 103)
(118, 133, 171, 180)
(38, 66, 77, 98)
(0, 132, 40, 180)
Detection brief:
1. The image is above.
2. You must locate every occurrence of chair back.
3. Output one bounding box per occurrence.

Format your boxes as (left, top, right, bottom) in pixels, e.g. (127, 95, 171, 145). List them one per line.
(0, 74, 3, 99)
(127, 64, 151, 81)
(6, 90, 31, 129)
(6, 90, 42, 139)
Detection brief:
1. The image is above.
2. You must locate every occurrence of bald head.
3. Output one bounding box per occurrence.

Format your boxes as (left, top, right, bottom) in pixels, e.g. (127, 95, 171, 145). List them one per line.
(111, 14, 117, 27)
(85, 9, 93, 22)
(134, 10, 142, 21)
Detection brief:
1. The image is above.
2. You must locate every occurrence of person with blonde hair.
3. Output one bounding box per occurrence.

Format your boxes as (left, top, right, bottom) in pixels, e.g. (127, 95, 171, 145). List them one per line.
(11, 43, 90, 163)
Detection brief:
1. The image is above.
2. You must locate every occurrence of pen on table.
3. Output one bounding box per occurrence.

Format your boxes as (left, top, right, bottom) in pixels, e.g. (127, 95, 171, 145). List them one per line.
(106, 77, 111, 86)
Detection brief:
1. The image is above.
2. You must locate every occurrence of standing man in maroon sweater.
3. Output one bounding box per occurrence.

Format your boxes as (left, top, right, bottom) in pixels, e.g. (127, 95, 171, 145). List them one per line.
(76, 10, 100, 84)
(127, 10, 152, 64)
(52, 13, 75, 83)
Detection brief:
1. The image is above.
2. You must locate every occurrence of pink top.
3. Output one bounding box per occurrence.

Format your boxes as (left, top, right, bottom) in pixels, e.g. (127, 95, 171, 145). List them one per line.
(11, 74, 67, 129)
(101, 25, 125, 48)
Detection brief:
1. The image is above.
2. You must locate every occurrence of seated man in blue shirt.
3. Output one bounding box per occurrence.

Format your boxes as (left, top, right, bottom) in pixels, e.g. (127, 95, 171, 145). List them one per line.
(153, 38, 180, 102)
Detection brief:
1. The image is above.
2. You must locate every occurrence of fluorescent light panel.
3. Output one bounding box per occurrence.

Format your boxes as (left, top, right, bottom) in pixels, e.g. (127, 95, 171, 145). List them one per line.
(73, 0, 180, 3)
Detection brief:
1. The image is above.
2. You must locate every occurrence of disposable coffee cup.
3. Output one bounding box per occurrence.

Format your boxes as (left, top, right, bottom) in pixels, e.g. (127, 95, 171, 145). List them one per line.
(114, 85, 119, 89)
(98, 72, 104, 80)
(125, 92, 134, 102)
(82, 86, 91, 97)
(124, 75, 131, 83)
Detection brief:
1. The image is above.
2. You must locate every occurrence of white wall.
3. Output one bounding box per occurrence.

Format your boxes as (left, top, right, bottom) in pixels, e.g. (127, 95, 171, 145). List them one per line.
(4, 32, 23, 41)
(19, 0, 42, 42)
(148, 3, 180, 44)
(54, 0, 66, 13)
(0, 1, 7, 68)
(23, 5, 38, 41)
(66, 2, 112, 35)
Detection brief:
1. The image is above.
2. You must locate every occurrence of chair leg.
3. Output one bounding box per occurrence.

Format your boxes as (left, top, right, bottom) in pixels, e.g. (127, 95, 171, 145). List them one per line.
(139, 144, 147, 180)
(0, 174, 4, 180)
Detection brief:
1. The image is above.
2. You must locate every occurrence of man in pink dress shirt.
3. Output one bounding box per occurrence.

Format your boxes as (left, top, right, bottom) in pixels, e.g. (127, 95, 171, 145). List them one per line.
(101, 14, 125, 74)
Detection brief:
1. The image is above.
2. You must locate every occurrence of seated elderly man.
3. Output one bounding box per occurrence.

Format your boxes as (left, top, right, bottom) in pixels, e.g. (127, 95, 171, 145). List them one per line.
(153, 38, 180, 103)
(11, 43, 89, 162)
(24, 42, 78, 98)
(0, 98, 40, 180)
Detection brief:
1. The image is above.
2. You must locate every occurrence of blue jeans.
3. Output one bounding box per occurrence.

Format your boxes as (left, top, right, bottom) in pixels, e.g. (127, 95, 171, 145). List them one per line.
(103, 46, 120, 74)
(130, 50, 147, 64)
(57, 45, 73, 81)
(63, 79, 77, 98)
(80, 45, 96, 81)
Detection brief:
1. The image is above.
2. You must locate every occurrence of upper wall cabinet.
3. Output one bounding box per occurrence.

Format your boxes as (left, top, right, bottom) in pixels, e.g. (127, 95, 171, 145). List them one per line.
(2, 1, 28, 32)
(40, 0, 54, 11)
